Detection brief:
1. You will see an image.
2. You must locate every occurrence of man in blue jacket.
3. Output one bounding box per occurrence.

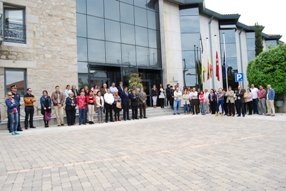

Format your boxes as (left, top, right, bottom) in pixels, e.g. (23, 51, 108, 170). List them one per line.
(5, 92, 20, 135)
(266, 84, 275, 116)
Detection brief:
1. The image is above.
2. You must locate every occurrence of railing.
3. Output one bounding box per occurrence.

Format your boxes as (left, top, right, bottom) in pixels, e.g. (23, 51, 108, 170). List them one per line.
(3, 22, 26, 43)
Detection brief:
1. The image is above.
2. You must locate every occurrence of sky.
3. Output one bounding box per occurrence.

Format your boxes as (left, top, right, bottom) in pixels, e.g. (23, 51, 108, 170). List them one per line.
(204, 0, 285, 42)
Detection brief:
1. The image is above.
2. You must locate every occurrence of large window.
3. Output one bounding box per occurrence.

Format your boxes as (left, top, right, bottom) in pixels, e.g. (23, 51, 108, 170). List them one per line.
(5, 69, 26, 96)
(3, 4, 26, 43)
(76, 0, 161, 74)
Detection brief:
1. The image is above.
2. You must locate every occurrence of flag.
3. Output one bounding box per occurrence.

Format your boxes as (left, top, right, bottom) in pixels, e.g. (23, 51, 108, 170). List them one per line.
(215, 51, 220, 81)
(202, 65, 206, 83)
(207, 59, 213, 80)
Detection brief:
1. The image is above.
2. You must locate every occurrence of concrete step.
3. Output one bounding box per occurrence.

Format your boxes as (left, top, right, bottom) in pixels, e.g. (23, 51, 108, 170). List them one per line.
(0, 107, 173, 131)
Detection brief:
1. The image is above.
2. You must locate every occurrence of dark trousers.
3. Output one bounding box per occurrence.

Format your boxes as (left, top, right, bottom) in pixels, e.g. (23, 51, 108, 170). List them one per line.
(227, 102, 235, 116)
(246, 101, 253, 115)
(66, 108, 76, 125)
(131, 105, 138, 119)
(105, 104, 113, 122)
(191, 99, 199, 114)
(139, 103, 146, 118)
(210, 101, 217, 114)
(159, 98, 164, 108)
(170, 98, 174, 110)
(123, 104, 130, 120)
(252, 98, 258, 114)
(236, 100, 242, 116)
(25, 107, 34, 128)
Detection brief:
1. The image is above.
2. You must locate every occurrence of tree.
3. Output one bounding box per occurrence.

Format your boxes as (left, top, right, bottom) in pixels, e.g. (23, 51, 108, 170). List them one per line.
(129, 73, 143, 90)
(255, 23, 264, 56)
(247, 44, 286, 95)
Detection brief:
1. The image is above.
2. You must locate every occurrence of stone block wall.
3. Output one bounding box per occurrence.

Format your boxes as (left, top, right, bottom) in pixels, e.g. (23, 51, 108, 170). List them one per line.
(0, 0, 77, 120)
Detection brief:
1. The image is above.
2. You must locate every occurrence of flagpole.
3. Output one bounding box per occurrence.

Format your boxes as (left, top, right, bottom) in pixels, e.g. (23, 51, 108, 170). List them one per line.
(223, 33, 229, 90)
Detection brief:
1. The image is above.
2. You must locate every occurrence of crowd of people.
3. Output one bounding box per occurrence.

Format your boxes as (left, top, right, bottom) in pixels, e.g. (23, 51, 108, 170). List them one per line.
(163, 84, 276, 117)
(4, 82, 276, 136)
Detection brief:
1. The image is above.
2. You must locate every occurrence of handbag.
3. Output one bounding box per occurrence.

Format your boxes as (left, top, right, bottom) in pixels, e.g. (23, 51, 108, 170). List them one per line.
(116, 101, 122, 109)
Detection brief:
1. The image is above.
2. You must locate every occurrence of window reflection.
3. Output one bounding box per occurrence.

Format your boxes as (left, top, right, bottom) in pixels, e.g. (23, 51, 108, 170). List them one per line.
(120, 3, 134, 24)
(88, 39, 105, 63)
(5, 69, 26, 96)
(77, 13, 87, 37)
(88, 16, 104, 40)
(87, 0, 103, 17)
(77, 37, 87, 61)
(76, 0, 86, 13)
(105, 20, 121, 42)
(134, 0, 147, 8)
(181, 33, 200, 51)
(106, 42, 121, 64)
(121, 23, 135, 44)
(105, 0, 120, 21)
(136, 46, 149, 66)
(135, 7, 147, 27)
(135, 26, 148, 46)
(122, 44, 136, 66)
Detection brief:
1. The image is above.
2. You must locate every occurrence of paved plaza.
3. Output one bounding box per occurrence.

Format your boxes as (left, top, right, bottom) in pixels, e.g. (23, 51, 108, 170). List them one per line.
(0, 114, 286, 191)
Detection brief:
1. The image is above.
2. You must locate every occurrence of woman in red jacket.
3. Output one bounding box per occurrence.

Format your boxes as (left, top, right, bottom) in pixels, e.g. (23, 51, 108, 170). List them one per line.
(77, 91, 87, 125)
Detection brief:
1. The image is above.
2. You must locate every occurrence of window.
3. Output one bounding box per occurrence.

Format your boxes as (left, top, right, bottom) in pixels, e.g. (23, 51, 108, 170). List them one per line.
(87, 0, 103, 17)
(135, 26, 148, 47)
(87, 16, 104, 40)
(105, 42, 121, 65)
(120, 3, 134, 24)
(77, 13, 87, 37)
(3, 4, 26, 43)
(88, 39, 105, 63)
(121, 23, 135, 45)
(104, 0, 120, 21)
(135, 7, 147, 27)
(5, 69, 26, 96)
(105, 20, 121, 42)
(122, 44, 136, 66)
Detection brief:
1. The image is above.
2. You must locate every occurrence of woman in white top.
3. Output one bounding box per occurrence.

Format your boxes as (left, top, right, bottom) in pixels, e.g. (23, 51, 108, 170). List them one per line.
(158, 84, 165, 108)
(173, 87, 182, 115)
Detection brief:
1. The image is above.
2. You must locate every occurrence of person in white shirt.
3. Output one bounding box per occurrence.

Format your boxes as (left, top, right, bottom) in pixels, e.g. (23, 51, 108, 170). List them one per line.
(104, 89, 115, 123)
(173, 87, 182, 115)
(189, 88, 199, 114)
(250, 84, 259, 114)
(109, 82, 118, 95)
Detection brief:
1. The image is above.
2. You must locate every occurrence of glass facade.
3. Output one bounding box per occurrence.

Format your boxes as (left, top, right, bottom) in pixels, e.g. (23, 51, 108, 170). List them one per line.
(76, 0, 161, 87)
(265, 40, 278, 49)
(220, 29, 238, 89)
(246, 32, 255, 62)
(180, 7, 201, 87)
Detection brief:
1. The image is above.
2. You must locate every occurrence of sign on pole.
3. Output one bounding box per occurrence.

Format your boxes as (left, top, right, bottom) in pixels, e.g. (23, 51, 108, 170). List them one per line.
(235, 73, 244, 82)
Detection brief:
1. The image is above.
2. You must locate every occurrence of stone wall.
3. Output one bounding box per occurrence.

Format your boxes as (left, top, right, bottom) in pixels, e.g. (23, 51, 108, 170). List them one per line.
(0, 0, 77, 120)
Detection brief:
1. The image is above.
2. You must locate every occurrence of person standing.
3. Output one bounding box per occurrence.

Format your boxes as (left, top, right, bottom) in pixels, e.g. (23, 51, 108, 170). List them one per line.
(173, 87, 182, 115)
(199, 91, 206, 115)
(216, 88, 225, 115)
(40, 90, 52, 127)
(189, 88, 199, 115)
(121, 87, 130, 121)
(65, 91, 77, 126)
(235, 86, 244, 117)
(5, 92, 20, 135)
(166, 84, 171, 107)
(151, 85, 158, 108)
(24, 88, 36, 129)
(225, 86, 235, 116)
(95, 91, 104, 123)
(138, 87, 147, 119)
(104, 89, 115, 123)
(51, 86, 65, 126)
(258, 85, 266, 115)
(113, 92, 122, 121)
(208, 89, 217, 114)
(71, 85, 79, 97)
(250, 84, 259, 114)
(130, 89, 139, 120)
(158, 84, 165, 108)
(77, 91, 87, 125)
(64, 85, 71, 98)
(182, 89, 189, 114)
(266, 84, 275, 116)
(244, 89, 253, 115)
(86, 91, 96, 124)
(10, 85, 22, 131)
(110, 82, 118, 95)
(117, 81, 124, 97)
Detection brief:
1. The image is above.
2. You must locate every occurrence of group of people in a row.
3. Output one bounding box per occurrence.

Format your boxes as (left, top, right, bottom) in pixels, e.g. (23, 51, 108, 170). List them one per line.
(4, 82, 149, 135)
(164, 84, 276, 117)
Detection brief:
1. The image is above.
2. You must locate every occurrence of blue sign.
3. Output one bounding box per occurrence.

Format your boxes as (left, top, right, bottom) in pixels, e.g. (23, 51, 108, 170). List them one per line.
(235, 73, 244, 82)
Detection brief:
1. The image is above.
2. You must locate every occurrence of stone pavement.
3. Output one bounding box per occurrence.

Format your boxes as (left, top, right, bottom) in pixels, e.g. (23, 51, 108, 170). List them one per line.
(0, 114, 286, 191)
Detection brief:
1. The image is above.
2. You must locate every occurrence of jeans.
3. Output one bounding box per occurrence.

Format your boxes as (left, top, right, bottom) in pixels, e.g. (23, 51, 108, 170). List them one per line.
(79, 108, 86, 125)
(173, 100, 181, 114)
(200, 103, 205, 114)
(217, 99, 224, 113)
(183, 104, 188, 113)
(9, 112, 18, 133)
(97, 107, 104, 123)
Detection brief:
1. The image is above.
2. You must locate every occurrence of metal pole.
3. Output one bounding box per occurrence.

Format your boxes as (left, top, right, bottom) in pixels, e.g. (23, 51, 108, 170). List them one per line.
(238, 31, 244, 88)
(223, 33, 229, 90)
(208, 17, 215, 89)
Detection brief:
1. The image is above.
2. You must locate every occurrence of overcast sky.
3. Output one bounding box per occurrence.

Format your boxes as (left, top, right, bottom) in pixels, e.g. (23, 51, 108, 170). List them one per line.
(204, 0, 285, 42)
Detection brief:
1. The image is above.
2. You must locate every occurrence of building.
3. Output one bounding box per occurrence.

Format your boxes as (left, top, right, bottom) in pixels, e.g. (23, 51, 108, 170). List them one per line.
(0, 0, 283, 116)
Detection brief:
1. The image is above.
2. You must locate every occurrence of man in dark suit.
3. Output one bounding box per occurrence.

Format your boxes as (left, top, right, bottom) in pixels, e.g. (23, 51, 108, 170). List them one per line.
(121, 87, 130, 121)
(117, 81, 124, 97)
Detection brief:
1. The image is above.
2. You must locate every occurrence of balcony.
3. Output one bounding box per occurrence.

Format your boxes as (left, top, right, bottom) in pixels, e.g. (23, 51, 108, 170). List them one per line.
(0, 16, 26, 44)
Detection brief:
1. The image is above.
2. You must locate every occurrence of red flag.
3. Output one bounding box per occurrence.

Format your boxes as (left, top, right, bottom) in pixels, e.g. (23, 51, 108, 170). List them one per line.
(216, 51, 220, 81)
(207, 59, 212, 80)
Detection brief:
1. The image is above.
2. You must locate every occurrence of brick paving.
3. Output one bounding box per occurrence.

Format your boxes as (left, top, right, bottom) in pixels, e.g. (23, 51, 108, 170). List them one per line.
(0, 114, 286, 191)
